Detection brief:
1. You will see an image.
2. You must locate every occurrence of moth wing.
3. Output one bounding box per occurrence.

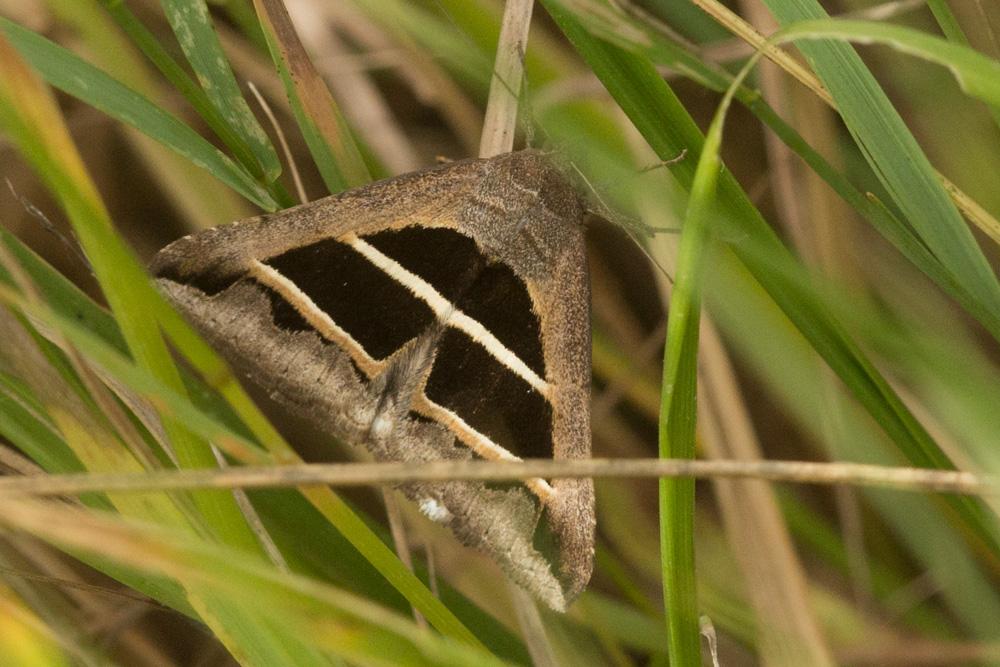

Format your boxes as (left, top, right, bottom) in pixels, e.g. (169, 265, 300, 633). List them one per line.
(150, 158, 486, 286)
(151, 151, 593, 609)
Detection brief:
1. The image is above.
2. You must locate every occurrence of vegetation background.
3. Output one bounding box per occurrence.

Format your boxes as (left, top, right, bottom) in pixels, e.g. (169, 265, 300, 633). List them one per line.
(0, 0, 999, 665)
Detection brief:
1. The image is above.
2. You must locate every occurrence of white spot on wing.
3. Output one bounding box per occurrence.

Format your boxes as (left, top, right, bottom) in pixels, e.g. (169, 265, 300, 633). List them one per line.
(370, 414, 394, 439)
(419, 498, 452, 522)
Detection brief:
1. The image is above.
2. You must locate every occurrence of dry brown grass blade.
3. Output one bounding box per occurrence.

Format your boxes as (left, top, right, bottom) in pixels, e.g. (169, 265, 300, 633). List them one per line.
(698, 317, 835, 666)
(0, 458, 994, 497)
(479, 0, 535, 158)
(477, 1, 558, 659)
(712, 4, 844, 662)
(288, 2, 422, 174)
(254, 0, 370, 188)
(688, 0, 1000, 245)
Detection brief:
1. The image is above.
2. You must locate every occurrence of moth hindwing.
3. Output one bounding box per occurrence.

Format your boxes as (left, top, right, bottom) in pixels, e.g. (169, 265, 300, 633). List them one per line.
(151, 150, 594, 611)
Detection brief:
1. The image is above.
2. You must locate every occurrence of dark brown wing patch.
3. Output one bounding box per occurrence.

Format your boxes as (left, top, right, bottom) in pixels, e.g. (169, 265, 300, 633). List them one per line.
(424, 328, 553, 459)
(265, 238, 434, 360)
(364, 226, 546, 378)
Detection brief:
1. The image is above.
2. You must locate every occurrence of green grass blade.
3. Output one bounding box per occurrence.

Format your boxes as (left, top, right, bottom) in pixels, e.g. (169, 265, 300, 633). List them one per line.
(0, 376, 87, 477)
(761, 3, 1000, 333)
(543, 1, 1000, 556)
(215, 0, 268, 50)
(773, 18, 1000, 109)
(655, 104, 725, 667)
(656, 58, 737, 664)
(254, 0, 372, 193)
(0, 18, 276, 210)
(159, 0, 281, 182)
(924, 0, 1000, 133)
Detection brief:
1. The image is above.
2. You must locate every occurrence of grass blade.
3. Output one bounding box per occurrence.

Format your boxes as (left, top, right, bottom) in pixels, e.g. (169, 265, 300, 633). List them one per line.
(0, 18, 276, 210)
(656, 54, 734, 663)
(543, 0, 1000, 556)
(761, 3, 1000, 332)
(159, 0, 282, 182)
(253, 0, 372, 193)
(773, 19, 1000, 108)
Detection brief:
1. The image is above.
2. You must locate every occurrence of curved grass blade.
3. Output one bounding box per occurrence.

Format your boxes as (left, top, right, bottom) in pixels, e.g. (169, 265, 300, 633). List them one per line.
(760, 5, 1000, 334)
(657, 49, 736, 663)
(0, 18, 276, 210)
(770, 19, 1000, 109)
(253, 0, 372, 193)
(542, 0, 1000, 557)
(160, 0, 282, 182)
(0, 229, 488, 651)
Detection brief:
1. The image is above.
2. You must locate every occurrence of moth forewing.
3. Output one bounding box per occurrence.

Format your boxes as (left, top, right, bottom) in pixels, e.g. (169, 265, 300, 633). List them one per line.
(151, 150, 594, 610)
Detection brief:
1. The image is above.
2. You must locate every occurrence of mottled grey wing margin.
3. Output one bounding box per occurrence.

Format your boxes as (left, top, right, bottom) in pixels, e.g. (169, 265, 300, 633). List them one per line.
(151, 150, 594, 610)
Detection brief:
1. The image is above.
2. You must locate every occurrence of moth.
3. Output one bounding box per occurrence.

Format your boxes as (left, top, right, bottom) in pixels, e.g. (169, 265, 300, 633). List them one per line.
(151, 150, 594, 611)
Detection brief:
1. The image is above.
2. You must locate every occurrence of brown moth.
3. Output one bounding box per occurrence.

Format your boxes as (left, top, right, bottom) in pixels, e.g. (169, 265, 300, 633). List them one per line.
(150, 149, 593, 610)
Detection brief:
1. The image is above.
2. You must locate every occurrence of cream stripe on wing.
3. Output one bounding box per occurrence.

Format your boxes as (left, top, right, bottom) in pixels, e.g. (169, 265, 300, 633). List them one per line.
(249, 260, 384, 378)
(344, 233, 552, 399)
(413, 395, 556, 503)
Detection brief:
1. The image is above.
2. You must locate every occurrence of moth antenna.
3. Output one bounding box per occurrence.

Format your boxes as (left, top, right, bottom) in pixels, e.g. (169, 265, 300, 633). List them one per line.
(624, 225, 675, 283)
(5, 179, 94, 277)
(638, 148, 689, 173)
(247, 80, 308, 204)
(564, 161, 678, 281)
